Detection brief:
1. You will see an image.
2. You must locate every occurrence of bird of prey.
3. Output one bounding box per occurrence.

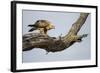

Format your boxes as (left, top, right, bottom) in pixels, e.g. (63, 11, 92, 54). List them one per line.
(28, 20, 55, 35)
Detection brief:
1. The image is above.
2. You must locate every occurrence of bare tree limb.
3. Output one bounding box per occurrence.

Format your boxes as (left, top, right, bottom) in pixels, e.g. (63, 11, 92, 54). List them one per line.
(23, 13, 89, 53)
(67, 13, 89, 35)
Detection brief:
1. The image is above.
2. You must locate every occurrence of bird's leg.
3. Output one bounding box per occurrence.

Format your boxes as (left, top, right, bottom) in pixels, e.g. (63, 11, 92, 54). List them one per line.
(39, 28, 45, 34)
(44, 28, 48, 35)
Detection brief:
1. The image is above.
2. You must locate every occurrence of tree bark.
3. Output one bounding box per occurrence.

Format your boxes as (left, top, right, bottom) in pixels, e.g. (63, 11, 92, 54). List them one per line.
(22, 13, 89, 53)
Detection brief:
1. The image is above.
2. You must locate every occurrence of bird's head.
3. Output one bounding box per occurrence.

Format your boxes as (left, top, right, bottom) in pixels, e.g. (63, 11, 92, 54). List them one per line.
(33, 20, 55, 30)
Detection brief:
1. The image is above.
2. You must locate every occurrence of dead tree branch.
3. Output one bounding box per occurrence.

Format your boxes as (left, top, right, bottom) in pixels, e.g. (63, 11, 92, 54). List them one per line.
(23, 13, 89, 53)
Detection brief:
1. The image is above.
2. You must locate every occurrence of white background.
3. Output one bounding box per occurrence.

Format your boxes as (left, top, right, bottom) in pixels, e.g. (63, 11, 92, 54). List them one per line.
(0, 0, 99, 73)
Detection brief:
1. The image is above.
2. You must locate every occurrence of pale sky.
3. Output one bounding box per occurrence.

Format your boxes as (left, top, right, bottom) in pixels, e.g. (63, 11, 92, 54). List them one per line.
(22, 10, 91, 63)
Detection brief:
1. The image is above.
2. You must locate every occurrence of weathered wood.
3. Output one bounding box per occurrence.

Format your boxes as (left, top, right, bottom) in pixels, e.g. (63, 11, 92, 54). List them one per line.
(23, 13, 89, 53)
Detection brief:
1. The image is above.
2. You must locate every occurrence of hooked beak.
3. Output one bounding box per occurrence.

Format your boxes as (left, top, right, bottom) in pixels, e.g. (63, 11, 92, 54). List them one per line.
(52, 25, 55, 29)
(50, 23, 55, 29)
(53, 27, 55, 29)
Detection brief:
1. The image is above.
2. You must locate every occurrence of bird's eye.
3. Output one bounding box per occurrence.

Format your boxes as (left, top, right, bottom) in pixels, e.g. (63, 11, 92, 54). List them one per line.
(37, 20, 40, 23)
(37, 20, 39, 22)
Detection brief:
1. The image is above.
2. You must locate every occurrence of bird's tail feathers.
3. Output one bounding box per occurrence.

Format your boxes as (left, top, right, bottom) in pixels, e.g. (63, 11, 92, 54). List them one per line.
(28, 28, 37, 32)
(28, 24, 35, 27)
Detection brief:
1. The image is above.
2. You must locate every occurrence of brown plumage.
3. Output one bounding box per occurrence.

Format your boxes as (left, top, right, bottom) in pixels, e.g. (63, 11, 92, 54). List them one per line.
(28, 20, 55, 35)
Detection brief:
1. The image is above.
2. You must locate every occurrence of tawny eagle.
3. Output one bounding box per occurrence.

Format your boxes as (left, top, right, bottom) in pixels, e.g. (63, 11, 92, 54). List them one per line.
(28, 20, 55, 35)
